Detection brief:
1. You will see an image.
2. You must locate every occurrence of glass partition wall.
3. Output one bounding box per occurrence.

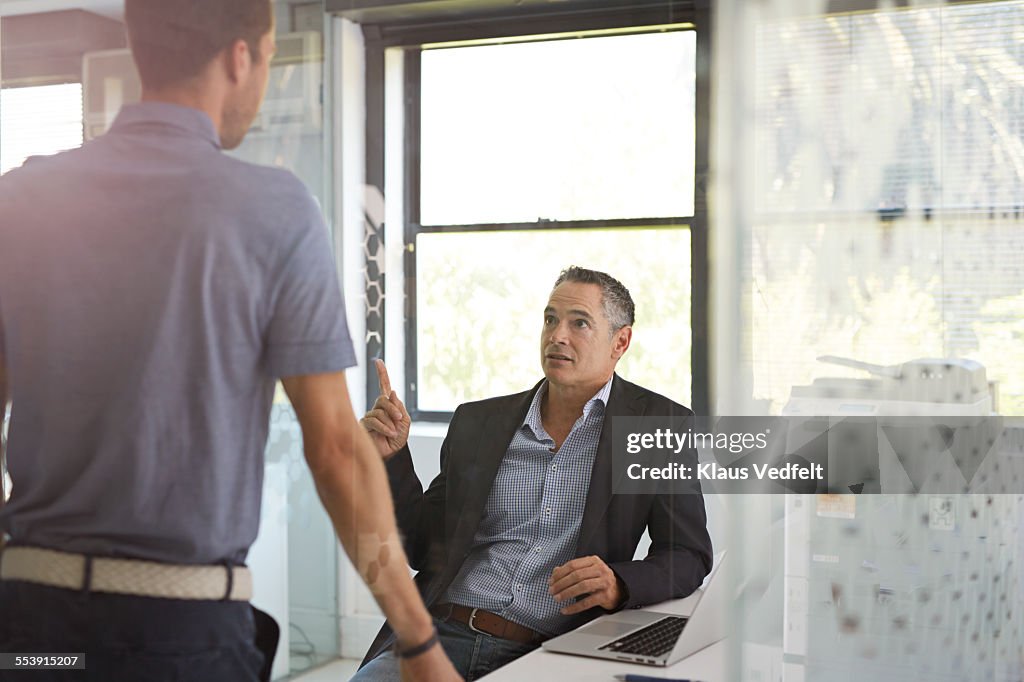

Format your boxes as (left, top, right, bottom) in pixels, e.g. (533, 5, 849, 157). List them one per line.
(0, 5, 339, 679)
(714, 1, 1024, 680)
(233, 2, 340, 677)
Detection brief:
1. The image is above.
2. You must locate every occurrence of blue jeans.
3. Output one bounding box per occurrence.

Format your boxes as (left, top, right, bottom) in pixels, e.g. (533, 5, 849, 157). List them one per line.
(0, 581, 269, 681)
(354, 617, 540, 682)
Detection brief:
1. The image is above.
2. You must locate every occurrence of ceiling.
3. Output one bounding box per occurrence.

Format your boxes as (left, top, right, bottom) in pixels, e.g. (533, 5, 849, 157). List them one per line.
(0, 0, 123, 20)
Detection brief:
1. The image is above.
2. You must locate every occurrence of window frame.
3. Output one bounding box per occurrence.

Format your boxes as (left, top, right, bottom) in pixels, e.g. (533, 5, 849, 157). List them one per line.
(359, 4, 711, 421)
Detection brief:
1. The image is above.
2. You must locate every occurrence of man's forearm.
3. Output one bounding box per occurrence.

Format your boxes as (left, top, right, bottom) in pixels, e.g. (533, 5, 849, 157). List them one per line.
(307, 422, 434, 646)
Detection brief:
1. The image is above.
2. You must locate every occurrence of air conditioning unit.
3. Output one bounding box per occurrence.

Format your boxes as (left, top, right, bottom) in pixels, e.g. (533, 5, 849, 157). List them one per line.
(82, 31, 323, 141)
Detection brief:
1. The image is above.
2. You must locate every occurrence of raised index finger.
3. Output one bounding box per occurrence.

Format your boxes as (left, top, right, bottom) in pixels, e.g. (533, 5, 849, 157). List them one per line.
(375, 358, 393, 396)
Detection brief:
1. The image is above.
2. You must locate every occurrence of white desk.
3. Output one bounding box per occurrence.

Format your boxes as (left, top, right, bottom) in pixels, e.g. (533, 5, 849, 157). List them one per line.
(480, 592, 728, 681)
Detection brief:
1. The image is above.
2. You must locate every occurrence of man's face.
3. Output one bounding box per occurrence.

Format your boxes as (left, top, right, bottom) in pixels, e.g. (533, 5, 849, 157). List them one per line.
(540, 282, 631, 391)
(220, 30, 275, 150)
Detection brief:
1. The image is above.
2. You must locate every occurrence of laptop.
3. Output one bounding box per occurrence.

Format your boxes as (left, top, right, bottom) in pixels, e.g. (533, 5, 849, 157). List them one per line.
(542, 551, 727, 667)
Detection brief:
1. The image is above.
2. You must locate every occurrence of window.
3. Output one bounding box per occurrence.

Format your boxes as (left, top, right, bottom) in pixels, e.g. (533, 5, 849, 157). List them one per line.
(419, 32, 695, 224)
(1, 83, 84, 175)
(0, 80, 84, 498)
(404, 27, 702, 417)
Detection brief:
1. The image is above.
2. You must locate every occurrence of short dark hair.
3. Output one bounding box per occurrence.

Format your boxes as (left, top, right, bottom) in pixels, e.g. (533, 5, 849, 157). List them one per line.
(125, 0, 273, 91)
(553, 266, 635, 331)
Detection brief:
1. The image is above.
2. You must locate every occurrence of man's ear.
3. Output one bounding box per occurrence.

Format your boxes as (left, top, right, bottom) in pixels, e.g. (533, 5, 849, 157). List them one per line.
(611, 326, 632, 359)
(224, 38, 253, 84)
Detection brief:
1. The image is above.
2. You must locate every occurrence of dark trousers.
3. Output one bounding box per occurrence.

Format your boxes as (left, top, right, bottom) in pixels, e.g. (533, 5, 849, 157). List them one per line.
(0, 581, 277, 681)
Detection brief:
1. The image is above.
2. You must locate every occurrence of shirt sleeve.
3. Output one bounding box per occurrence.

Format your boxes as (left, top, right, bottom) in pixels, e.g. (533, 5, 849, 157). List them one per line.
(264, 193, 357, 379)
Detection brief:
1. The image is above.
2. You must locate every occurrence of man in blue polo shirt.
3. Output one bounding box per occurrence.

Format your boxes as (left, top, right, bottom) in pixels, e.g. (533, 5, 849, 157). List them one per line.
(0, 1, 458, 679)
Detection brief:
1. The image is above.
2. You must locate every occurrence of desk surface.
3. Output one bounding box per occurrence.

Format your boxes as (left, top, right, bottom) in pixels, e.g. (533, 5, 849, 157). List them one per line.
(480, 592, 728, 681)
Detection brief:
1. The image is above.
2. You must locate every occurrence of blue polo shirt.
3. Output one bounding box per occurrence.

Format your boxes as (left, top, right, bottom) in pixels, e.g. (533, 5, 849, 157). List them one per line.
(0, 102, 356, 565)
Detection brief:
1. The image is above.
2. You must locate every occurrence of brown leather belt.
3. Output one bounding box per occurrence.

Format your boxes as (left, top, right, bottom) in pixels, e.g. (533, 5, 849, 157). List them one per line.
(432, 603, 545, 644)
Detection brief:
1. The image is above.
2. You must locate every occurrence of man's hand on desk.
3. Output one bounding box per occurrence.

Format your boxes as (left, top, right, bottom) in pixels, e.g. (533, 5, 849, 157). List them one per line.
(361, 359, 411, 460)
(548, 555, 626, 614)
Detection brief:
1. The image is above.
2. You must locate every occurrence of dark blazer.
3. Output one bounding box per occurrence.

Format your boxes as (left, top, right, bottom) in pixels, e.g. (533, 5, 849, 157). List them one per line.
(362, 374, 713, 664)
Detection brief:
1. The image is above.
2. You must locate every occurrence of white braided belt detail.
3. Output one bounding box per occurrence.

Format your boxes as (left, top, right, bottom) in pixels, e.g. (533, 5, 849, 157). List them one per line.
(0, 547, 252, 601)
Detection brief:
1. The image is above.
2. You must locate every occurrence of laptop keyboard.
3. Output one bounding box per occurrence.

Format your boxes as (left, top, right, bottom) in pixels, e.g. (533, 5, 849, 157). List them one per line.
(598, 616, 688, 658)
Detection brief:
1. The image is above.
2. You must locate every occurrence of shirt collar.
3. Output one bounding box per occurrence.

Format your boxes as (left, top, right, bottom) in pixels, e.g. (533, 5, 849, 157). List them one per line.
(522, 375, 615, 439)
(108, 102, 221, 149)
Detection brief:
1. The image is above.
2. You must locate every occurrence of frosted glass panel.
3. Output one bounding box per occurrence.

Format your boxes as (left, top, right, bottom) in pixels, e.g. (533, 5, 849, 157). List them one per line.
(716, 0, 1024, 679)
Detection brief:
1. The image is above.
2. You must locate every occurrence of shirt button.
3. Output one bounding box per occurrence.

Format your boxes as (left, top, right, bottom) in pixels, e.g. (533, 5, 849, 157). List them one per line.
(536, 547, 542, 553)
(551, 465, 557, 471)
(545, 508, 552, 514)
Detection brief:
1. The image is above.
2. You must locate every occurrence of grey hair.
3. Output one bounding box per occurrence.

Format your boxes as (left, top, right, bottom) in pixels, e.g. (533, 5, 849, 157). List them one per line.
(553, 266, 635, 331)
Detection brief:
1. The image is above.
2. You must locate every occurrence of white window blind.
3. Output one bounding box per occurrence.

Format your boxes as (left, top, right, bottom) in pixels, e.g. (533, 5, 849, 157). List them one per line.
(749, 0, 1024, 415)
(755, 0, 1024, 215)
(1, 83, 84, 175)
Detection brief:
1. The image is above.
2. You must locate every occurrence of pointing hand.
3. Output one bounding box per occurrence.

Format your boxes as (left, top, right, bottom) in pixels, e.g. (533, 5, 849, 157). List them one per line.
(359, 359, 411, 460)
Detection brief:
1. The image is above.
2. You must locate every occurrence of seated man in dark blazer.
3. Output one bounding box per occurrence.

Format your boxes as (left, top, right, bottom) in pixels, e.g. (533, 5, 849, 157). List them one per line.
(353, 266, 712, 681)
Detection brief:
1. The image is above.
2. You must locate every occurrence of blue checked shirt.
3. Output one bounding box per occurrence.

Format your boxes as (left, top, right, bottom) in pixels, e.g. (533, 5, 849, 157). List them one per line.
(444, 377, 613, 636)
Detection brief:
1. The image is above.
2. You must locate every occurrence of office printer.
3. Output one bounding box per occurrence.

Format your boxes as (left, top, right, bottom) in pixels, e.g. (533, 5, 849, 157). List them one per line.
(777, 358, 1023, 682)
(781, 356, 1024, 495)
(783, 356, 993, 417)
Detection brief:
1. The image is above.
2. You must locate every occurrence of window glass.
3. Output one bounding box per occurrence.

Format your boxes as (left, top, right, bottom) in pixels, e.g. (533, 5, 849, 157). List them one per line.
(416, 228, 691, 410)
(1, 83, 83, 174)
(1, 78, 84, 498)
(420, 31, 696, 225)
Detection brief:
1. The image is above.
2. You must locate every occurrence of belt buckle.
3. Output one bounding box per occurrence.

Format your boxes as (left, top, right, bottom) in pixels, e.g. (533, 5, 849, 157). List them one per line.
(467, 608, 489, 636)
